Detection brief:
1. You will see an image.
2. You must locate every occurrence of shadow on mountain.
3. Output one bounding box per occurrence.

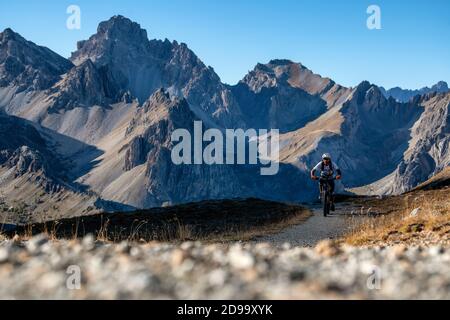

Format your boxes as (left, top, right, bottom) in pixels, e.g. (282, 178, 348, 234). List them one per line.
(234, 162, 315, 203)
(0, 113, 104, 194)
(231, 83, 328, 133)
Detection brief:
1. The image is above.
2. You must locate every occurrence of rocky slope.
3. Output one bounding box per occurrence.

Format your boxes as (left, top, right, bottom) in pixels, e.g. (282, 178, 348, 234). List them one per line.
(391, 92, 450, 192)
(45, 59, 127, 113)
(78, 89, 246, 208)
(350, 91, 450, 195)
(0, 113, 104, 223)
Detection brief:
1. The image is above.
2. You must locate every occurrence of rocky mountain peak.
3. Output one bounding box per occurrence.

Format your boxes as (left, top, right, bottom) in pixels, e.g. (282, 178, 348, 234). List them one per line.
(341, 80, 423, 145)
(352, 81, 379, 104)
(268, 59, 295, 66)
(71, 15, 150, 66)
(97, 15, 148, 43)
(0, 28, 21, 42)
(241, 59, 339, 98)
(0, 29, 73, 91)
(380, 81, 450, 103)
(248, 59, 296, 77)
(66, 16, 244, 127)
(431, 81, 449, 92)
(355, 80, 372, 90)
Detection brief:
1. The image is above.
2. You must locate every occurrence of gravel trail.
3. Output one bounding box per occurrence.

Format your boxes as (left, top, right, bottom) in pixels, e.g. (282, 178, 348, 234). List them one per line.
(255, 203, 359, 247)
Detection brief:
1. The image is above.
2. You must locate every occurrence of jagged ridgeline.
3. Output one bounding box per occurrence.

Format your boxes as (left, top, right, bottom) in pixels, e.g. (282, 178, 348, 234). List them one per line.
(0, 15, 449, 221)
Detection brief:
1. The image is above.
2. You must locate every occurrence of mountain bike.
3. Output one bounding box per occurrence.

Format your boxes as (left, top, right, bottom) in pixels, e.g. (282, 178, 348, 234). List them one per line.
(319, 177, 335, 217)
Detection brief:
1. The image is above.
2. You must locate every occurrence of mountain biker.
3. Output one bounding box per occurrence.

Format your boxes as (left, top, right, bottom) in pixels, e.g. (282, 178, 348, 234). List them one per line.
(310, 153, 342, 211)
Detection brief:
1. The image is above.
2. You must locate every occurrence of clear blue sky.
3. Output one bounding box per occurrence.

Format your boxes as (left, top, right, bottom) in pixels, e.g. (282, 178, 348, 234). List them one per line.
(1, 0, 449, 89)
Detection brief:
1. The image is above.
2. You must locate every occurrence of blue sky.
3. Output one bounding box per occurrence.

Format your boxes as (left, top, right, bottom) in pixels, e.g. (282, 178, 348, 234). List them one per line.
(1, 0, 449, 89)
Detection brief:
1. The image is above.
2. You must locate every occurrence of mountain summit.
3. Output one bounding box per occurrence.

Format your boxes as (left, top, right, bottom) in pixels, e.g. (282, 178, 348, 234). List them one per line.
(231, 59, 352, 132)
(69, 16, 243, 127)
(0, 28, 73, 91)
(71, 15, 150, 66)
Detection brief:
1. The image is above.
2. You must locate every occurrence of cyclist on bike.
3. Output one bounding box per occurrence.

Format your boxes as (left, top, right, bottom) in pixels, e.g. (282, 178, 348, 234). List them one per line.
(310, 153, 342, 211)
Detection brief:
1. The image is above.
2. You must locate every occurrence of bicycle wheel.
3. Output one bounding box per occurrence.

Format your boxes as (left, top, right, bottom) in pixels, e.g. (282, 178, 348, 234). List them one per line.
(323, 192, 329, 217)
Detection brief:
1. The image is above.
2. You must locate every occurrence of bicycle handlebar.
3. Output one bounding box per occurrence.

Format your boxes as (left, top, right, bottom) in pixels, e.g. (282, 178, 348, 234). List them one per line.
(313, 176, 337, 181)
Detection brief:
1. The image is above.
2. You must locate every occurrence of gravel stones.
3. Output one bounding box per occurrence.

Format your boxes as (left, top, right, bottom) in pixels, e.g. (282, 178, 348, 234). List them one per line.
(0, 235, 449, 299)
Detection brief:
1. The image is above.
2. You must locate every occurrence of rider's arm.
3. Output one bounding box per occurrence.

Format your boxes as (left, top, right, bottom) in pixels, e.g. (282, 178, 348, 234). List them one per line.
(311, 162, 321, 179)
(335, 163, 342, 179)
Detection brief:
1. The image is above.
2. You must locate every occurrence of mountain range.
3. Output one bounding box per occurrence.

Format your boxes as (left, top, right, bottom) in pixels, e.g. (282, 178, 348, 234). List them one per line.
(0, 15, 449, 222)
(380, 81, 449, 103)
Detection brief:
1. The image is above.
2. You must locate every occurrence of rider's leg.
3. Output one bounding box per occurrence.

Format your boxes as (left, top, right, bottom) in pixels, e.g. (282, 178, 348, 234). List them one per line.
(319, 181, 323, 200)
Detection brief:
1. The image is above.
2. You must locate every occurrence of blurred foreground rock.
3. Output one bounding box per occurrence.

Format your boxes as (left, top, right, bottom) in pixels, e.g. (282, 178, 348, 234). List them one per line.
(0, 235, 449, 299)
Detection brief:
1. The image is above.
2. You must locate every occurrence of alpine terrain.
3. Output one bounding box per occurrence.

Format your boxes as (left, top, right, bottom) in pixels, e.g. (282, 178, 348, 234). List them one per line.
(0, 15, 449, 221)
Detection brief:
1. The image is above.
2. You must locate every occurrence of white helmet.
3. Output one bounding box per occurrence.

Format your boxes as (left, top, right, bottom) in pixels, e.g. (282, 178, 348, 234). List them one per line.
(322, 153, 331, 160)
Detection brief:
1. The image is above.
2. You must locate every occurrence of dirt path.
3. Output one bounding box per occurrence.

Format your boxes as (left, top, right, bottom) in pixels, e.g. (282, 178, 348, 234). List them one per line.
(254, 203, 361, 247)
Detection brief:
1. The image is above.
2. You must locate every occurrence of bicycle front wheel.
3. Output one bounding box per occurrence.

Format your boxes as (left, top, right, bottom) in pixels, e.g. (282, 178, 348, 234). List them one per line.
(323, 192, 330, 217)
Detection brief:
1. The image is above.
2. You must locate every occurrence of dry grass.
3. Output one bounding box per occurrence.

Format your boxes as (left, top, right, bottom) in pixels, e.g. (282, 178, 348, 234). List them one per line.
(132, 207, 311, 243)
(0, 209, 311, 243)
(343, 188, 450, 246)
(2, 199, 311, 243)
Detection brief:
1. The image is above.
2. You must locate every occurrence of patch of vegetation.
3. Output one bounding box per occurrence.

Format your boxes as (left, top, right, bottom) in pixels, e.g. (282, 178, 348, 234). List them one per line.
(4, 198, 311, 243)
(343, 188, 450, 246)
